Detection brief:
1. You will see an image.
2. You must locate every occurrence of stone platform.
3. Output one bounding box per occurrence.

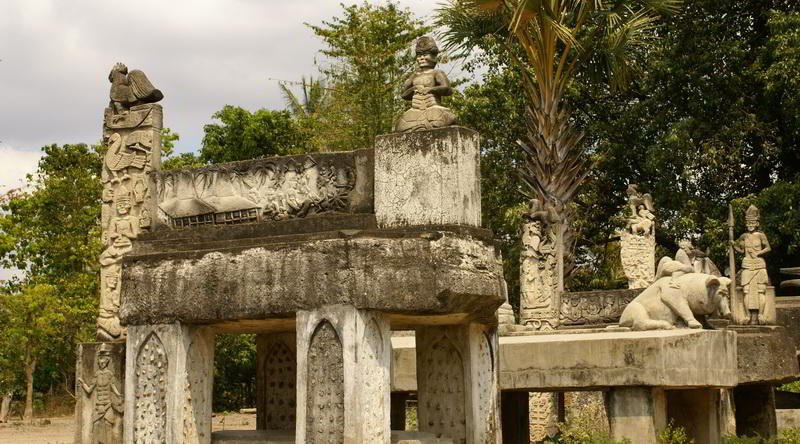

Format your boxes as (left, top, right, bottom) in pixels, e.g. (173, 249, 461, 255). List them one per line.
(391, 329, 739, 391)
(211, 430, 453, 444)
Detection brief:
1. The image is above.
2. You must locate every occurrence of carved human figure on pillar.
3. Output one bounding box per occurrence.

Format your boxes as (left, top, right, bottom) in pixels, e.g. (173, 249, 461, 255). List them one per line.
(108, 63, 163, 117)
(394, 36, 456, 132)
(520, 198, 560, 329)
(734, 205, 771, 325)
(620, 184, 657, 288)
(78, 343, 123, 444)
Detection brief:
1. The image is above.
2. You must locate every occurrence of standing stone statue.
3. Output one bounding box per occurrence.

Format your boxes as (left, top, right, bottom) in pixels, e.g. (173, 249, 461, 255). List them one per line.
(77, 343, 124, 444)
(733, 205, 772, 325)
(620, 185, 656, 288)
(393, 36, 456, 132)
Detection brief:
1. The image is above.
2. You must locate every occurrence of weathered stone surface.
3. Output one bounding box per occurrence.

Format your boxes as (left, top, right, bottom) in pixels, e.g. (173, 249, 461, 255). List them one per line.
(375, 127, 480, 228)
(74, 342, 125, 444)
(498, 330, 738, 391)
(209, 430, 454, 444)
(734, 384, 778, 438)
(155, 149, 373, 229)
(776, 296, 800, 349)
(415, 324, 501, 444)
(123, 324, 214, 444)
(295, 306, 392, 443)
(777, 409, 800, 430)
(256, 333, 296, 431)
(121, 227, 505, 325)
(732, 325, 799, 384)
(559, 289, 642, 328)
(606, 387, 666, 444)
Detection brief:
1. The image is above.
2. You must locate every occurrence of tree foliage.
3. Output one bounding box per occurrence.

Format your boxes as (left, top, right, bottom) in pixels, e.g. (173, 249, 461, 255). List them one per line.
(306, 1, 430, 150)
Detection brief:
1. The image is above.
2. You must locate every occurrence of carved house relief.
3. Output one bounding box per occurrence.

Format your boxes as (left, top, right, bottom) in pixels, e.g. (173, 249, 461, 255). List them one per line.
(306, 321, 345, 444)
(157, 156, 355, 229)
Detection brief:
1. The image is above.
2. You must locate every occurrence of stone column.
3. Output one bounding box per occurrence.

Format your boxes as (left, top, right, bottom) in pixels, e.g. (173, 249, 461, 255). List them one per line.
(74, 342, 126, 444)
(666, 389, 722, 444)
(416, 324, 501, 444)
(123, 324, 214, 444)
(605, 387, 666, 444)
(734, 384, 777, 438)
(100, 103, 163, 341)
(501, 391, 529, 444)
(296, 306, 392, 443)
(255, 333, 297, 431)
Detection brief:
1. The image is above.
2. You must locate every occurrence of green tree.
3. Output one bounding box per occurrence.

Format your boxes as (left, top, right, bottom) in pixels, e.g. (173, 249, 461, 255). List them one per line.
(307, 1, 430, 150)
(279, 76, 328, 118)
(0, 143, 102, 419)
(200, 106, 307, 163)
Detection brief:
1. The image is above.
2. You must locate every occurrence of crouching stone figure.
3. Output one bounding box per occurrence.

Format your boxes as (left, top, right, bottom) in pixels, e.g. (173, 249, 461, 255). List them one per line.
(620, 259, 731, 331)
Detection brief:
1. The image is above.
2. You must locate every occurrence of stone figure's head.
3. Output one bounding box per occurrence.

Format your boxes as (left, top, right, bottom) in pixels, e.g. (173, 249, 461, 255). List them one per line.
(108, 62, 128, 83)
(97, 343, 114, 369)
(626, 184, 639, 197)
(678, 239, 693, 251)
(116, 196, 131, 215)
(415, 36, 439, 69)
(745, 205, 760, 232)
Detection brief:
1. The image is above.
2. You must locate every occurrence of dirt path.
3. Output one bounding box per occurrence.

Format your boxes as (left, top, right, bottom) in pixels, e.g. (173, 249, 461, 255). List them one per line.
(0, 413, 257, 444)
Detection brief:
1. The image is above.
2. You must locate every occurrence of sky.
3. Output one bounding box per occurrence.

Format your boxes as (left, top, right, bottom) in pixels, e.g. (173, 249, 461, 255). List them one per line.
(0, 0, 452, 194)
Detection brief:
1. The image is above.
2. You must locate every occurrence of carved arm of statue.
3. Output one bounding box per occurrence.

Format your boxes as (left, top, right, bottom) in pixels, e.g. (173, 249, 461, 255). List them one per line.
(77, 378, 95, 395)
(757, 232, 771, 257)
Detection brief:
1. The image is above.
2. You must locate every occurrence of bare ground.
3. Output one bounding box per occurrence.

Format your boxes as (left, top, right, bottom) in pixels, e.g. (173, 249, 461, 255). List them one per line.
(0, 413, 257, 444)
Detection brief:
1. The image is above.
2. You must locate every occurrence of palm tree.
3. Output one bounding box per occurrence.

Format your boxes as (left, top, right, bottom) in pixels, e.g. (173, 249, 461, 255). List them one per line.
(278, 76, 328, 118)
(437, 0, 680, 326)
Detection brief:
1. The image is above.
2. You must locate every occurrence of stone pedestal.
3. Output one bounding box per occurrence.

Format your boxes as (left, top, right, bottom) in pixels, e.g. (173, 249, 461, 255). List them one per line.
(255, 333, 296, 431)
(123, 324, 214, 444)
(74, 341, 126, 444)
(296, 306, 392, 443)
(416, 324, 501, 444)
(501, 391, 529, 444)
(734, 384, 778, 438)
(375, 127, 480, 228)
(666, 389, 722, 444)
(605, 387, 666, 444)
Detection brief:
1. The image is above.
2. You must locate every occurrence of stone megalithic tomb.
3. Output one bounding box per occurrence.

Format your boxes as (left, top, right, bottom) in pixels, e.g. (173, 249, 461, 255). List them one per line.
(75, 62, 505, 444)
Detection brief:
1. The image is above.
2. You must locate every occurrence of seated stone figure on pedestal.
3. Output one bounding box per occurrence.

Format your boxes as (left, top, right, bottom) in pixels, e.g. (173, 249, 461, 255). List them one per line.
(394, 36, 456, 132)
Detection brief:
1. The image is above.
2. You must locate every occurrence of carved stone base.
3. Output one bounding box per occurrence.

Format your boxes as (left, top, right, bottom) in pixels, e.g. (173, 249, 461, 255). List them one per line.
(123, 324, 214, 444)
(295, 306, 392, 443)
(529, 392, 558, 442)
(74, 341, 125, 444)
(416, 324, 501, 444)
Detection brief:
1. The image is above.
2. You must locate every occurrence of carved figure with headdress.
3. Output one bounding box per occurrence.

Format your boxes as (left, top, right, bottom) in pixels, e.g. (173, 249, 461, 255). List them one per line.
(733, 204, 771, 324)
(78, 343, 123, 443)
(394, 36, 456, 132)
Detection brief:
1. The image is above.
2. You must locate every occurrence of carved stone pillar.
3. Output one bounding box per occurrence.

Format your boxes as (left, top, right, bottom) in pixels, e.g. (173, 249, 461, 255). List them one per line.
(605, 387, 666, 444)
(123, 324, 213, 444)
(295, 306, 392, 443)
(74, 342, 126, 444)
(529, 392, 558, 442)
(416, 324, 501, 444)
(255, 333, 296, 431)
(519, 220, 560, 329)
(100, 103, 163, 341)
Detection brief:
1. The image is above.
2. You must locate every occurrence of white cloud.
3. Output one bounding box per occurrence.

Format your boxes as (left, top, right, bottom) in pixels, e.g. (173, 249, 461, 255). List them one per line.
(0, 145, 41, 195)
(0, 0, 447, 156)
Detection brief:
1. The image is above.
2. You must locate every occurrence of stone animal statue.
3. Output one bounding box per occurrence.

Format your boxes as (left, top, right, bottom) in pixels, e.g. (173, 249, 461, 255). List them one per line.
(619, 259, 731, 331)
(108, 63, 164, 115)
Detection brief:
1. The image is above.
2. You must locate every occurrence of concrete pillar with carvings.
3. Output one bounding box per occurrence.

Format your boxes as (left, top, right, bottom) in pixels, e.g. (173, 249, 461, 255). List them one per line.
(416, 324, 501, 444)
(295, 306, 392, 443)
(123, 324, 214, 444)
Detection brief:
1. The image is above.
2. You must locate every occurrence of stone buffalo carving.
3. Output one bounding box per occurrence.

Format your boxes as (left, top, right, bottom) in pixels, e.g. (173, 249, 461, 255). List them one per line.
(620, 259, 731, 331)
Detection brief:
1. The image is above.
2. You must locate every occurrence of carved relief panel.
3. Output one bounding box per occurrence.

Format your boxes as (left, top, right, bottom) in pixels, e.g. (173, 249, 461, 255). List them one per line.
(156, 155, 356, 229)
(133, 333, 168, 443)
(306, 321, 345, 444)
(100, 102, 162, 341)
(257, 335, 297, 430)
